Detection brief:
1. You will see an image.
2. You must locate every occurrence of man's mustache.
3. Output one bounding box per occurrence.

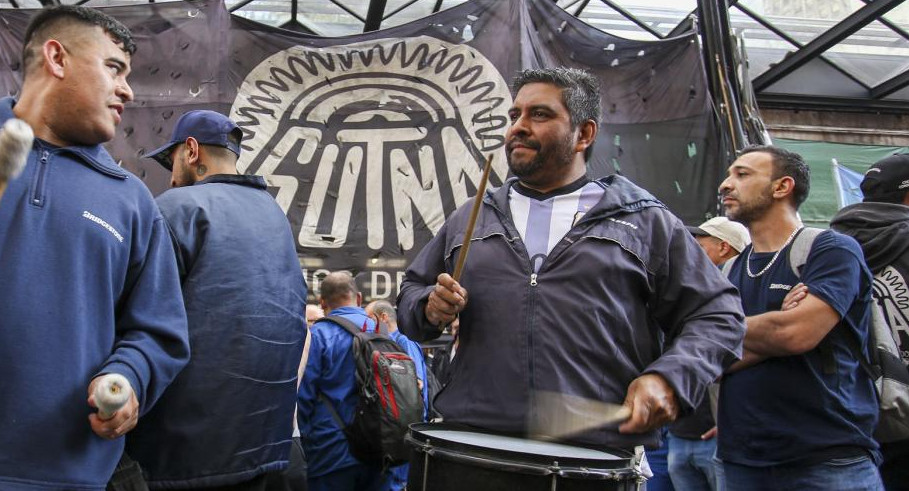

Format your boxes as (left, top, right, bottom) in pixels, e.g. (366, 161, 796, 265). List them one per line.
(506, 138, 541, 151)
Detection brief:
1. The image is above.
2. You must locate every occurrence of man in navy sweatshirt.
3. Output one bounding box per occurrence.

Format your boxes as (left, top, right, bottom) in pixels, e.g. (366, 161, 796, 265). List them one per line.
(0, 6, 190, 490)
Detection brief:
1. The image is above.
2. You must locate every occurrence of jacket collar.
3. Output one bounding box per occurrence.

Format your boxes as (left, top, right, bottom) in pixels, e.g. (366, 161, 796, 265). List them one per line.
(0, 97, 128, 180)
(195, 174, 267, 190)
(487, 174, 664, 221)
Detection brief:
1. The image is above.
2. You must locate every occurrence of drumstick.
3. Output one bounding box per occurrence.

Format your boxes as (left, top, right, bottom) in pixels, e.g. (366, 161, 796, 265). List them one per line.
(0, 118, 34, 200)
(452, 154, 493, 282)
(93, 373, 133, 420)
(529, 390, 632, 441)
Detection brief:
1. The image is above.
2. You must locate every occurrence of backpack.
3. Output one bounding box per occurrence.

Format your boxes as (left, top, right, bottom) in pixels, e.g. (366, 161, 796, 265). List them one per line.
(319, 315, 425, 466)
(724, 227, 909, 443)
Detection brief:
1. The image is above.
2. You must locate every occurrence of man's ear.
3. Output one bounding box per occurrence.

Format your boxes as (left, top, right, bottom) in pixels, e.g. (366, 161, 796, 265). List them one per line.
(184, 137, 201, 166)
(43, 40, 67, 79)
(773, 175, 796, 200)
(719, 241, 734, 260)
(355, 292, 363, 307)
(574, 119, 598, 155)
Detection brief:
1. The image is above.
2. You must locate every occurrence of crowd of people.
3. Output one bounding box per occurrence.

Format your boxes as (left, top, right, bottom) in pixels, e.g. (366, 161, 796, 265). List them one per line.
(0, 5, 906, 491)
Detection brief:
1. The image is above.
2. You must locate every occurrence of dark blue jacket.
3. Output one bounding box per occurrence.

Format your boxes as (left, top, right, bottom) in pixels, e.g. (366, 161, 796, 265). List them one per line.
(0, 97, 190, 490)
(127, 175, 307, 488)
(397, 175, 746, 449)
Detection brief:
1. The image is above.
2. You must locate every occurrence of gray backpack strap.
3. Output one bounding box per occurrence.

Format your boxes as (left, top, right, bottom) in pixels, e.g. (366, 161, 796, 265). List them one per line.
(786, 227, 834, 372)
(788, 227, 825, 278)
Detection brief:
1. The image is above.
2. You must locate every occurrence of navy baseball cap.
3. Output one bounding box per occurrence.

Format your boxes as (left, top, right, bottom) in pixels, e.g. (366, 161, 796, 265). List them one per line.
(861, 153, 909, 203)
(143, 110, 242, 170)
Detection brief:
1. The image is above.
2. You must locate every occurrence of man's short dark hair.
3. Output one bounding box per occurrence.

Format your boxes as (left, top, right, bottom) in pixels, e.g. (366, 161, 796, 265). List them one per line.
(319, 271, 359, 309)
(512, 67, 601, 128)
(739, 145, 811, 208)
(22, 5, 136, 75)
(370, 300, 397, 322)
(512, 67, 601, 162)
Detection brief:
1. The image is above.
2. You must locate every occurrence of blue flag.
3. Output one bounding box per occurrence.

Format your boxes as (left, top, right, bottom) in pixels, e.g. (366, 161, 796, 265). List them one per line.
(833, 160, 865, 208)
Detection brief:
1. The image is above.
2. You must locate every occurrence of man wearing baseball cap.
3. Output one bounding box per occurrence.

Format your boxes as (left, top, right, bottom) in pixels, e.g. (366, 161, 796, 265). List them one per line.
(662, 216, 750, 491)
(831, 153, 909, 490)
(687, 216, 751, 267)
(126, 110, 309, 488)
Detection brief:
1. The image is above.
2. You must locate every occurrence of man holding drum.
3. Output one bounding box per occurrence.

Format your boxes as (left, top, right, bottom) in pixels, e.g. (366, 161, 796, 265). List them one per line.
(397, 67, 745, 464)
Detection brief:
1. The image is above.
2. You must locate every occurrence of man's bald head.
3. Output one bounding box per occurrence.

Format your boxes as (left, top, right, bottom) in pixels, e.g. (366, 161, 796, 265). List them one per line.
(367, 300, 396, 322)
(319, 271, 360, 311)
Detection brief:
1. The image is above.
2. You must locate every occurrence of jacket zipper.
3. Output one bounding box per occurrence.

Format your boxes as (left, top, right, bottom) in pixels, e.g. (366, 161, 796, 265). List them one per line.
(487, 197, 542, 400)
(527, 271, 538, 394)
(31, 150, 49, 207)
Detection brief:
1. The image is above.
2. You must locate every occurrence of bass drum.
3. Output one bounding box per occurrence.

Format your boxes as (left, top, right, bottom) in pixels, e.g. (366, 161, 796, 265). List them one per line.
(406, 423, 643, 491)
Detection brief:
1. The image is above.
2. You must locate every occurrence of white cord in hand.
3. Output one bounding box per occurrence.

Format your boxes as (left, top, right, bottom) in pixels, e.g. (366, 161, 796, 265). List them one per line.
(93, 374, 132, 420)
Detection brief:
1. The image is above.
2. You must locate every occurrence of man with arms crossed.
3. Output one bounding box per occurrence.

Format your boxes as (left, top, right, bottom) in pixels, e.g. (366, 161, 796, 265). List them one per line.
(718, 145, 882, 490)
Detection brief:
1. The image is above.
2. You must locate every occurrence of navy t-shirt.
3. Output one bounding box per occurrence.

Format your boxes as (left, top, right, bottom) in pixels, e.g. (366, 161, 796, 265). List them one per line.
(718, 229, 879, 466)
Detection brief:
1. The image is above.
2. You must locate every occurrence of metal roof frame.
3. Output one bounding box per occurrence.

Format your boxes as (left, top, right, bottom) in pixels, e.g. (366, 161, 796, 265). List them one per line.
(3, 0, 909, 113)
(752, 0, 904, 92)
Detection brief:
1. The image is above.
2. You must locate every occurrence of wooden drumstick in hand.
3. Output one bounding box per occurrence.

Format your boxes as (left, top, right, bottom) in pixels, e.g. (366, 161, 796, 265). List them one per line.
(93, 374, 133, 420)
(529, 390, 632, 441)
(452, 154, 493, 282)
(0, 118, 34, 200)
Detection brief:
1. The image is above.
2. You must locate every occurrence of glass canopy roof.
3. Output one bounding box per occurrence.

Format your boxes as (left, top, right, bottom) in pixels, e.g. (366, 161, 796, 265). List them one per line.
(2, 0, 907, 111)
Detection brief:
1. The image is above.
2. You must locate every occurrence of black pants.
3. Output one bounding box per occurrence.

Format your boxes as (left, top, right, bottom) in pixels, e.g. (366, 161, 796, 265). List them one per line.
(881, 440, 909, 491)
(265, 437, 308, 491)
(106, 454, 149, 491)
(107, 453, 297, 491)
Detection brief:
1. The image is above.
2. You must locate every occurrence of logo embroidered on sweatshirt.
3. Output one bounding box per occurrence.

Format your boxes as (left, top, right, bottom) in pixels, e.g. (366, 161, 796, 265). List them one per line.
(608, 217, 639, 230)
(769, 283, 792, 291)
(82, 211, 124, 243)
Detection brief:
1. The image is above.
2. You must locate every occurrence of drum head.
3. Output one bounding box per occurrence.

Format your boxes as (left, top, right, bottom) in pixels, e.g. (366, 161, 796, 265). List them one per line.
(409, 422, 632, 465)
(406, 422, 639, 491)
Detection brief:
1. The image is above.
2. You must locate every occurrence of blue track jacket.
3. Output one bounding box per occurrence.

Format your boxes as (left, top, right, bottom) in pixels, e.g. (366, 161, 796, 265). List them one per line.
(0, 97, 190, 490)
(297, 307, 378, 478)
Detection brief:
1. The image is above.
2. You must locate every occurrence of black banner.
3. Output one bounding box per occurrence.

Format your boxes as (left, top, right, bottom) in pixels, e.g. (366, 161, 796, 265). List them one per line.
(0, 0, 723, 300)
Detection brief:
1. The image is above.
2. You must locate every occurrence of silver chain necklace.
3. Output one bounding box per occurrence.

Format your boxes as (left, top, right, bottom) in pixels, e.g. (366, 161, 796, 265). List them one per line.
(746, 226, 803, 278)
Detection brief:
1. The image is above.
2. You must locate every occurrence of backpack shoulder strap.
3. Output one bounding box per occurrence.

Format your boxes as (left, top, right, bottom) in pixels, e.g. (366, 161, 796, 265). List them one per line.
(325, 314, 365, 337)
(788, 227, 825, 278)
(318, 315, 365, 430)
(785, 227, 835, 372)
(318, 392, 347, 430)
